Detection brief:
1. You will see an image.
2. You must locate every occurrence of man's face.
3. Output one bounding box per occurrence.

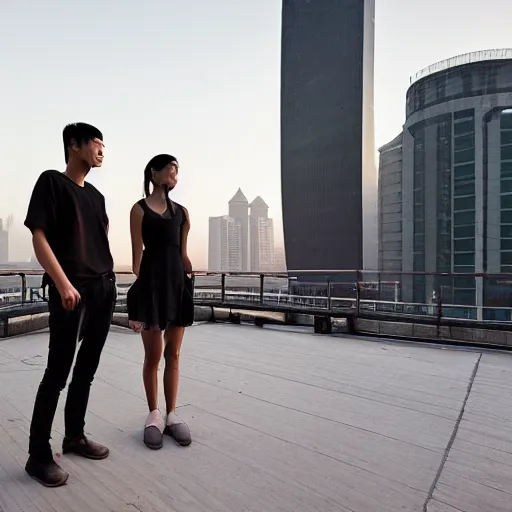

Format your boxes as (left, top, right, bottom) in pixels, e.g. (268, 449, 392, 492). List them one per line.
(73, 138, 105, 168)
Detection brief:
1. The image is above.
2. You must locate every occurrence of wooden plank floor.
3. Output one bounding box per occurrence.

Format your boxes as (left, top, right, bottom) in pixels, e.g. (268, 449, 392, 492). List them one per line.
(0, 323, 511, 511)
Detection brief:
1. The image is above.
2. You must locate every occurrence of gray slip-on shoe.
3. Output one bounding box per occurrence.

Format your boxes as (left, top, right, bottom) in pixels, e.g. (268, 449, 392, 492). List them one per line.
(144, 426, 163, 450)
(164, 422, 191, 446)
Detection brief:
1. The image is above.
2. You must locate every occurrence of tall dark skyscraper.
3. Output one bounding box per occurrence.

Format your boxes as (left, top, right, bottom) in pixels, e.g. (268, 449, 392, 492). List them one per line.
(280, 0, 377, 273)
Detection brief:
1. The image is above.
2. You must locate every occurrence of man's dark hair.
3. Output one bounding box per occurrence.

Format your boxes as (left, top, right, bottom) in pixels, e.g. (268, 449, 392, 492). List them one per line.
(62, 123, 103, 163)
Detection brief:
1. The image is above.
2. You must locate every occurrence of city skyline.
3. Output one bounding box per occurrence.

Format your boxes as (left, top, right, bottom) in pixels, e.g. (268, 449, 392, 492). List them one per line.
(2, 1, 512, 270)
(208, 188, 283, 273)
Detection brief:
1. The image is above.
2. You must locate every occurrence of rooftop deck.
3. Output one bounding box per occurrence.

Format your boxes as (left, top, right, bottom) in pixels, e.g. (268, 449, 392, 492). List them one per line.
(0, 323, 511, 511)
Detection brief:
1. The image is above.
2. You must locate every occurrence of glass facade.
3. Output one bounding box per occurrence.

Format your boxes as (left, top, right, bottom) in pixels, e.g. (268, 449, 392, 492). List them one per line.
(452, 109, 476, 306)
(412, 127, 425, 302)
(500, 110, 512, 272)
(437, 118, 452, 273)
(383, 54, 512, 317)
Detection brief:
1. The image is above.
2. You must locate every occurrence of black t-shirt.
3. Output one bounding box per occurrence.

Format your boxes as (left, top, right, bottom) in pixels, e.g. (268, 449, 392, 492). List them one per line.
(24, 170, 114, 284)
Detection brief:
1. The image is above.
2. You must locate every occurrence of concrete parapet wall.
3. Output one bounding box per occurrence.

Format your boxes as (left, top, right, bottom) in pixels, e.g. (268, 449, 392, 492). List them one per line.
(1, 313, 49, 338)
(2, 308, 512, 349)
(355, 318, 512, 347)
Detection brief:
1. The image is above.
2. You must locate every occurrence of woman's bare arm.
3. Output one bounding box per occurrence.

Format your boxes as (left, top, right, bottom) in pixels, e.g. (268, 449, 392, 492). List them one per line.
(130, 204, 144, 277)
(181, 207, 192, 273)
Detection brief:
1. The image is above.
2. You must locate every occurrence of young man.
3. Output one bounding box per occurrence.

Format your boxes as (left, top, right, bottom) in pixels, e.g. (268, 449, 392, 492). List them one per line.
(24, 123, 116, 487)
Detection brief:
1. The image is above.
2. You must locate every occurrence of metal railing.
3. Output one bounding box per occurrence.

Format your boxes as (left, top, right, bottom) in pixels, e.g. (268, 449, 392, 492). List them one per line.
(1, 269, 512, 328)
(410, 48, 512, 84)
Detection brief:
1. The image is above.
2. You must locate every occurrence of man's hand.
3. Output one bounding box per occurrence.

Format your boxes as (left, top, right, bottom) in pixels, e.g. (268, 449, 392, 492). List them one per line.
(57, 282, 81, 311)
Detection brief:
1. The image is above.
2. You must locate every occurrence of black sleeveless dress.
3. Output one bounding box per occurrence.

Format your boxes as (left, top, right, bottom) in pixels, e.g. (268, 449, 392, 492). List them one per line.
(127, 199, 193, 330)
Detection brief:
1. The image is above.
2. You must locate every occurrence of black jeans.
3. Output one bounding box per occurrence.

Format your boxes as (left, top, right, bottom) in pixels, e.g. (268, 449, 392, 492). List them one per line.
(28, 273, 117, 462)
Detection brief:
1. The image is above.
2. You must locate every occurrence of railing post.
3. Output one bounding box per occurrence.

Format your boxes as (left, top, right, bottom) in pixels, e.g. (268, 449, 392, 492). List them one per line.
(437, 291, 443, 339)
(327, 281, 332, 311)
(355, 270, 361, 316)
(20, 273, 27, 305)
(259, 274, 264, 305)
(221, 274, 226, 304)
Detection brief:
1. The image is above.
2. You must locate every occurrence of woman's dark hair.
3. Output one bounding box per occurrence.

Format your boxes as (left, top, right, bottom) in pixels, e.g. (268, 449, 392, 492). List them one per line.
(143, 154, 177, 215)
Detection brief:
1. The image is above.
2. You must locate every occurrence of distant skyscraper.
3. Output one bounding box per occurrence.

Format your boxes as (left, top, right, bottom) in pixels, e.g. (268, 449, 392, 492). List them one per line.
(378, 133, 403, 273)
(0, 219, 9, 264)
(281, 0, 377, 272)
(208, 191, 277, 273)
(228, 189, 249, 272)
(273, 246, 287, 272)
(208, 216, 242, 272)
(249, 196, 275, 272)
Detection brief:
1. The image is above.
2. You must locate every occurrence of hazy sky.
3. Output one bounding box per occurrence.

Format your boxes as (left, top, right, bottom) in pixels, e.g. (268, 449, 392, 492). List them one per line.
(2, 0, 511, 269)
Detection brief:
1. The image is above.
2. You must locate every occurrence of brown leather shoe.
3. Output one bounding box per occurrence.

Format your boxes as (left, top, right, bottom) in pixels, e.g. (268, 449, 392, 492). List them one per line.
(62, 435, 109, 460)
(25, 456, 69, 487)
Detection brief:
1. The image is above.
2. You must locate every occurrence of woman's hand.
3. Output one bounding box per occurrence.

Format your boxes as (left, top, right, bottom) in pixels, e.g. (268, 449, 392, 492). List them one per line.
(182, 256, 192, 274)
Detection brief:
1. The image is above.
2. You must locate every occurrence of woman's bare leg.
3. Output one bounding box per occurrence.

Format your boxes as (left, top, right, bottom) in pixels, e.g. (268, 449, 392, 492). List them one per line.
(141, 329, 164, 411)
(163, 326, 185, 415)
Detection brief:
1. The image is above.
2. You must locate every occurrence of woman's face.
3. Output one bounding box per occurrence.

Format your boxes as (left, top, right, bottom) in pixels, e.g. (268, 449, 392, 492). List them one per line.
(152, 161, 178, 190)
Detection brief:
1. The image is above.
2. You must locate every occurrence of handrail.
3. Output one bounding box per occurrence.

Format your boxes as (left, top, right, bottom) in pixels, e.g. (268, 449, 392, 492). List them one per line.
(4, 269, 512, 279)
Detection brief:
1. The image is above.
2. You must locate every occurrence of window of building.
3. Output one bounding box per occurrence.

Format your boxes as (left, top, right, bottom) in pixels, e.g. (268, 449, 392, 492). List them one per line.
(454, 181, 475, 196)
(454, 238, 475, 252)
(454, 196, 475, 211)
(454, 148, 475, 164)
(501, 146, 512, 161)
(502, 210, 512, 224)
(501, 194, 512, 209)
(454, 211, 475, 226)
(500, 180, 512, 194)
(454, 134, 474, 151)
(501, 252, 512, 265)
(454, 225, 475, 238)
(454, 253, 475, 266)
(454, 265, 475, 273)
(454, 163, 475, 180)
(501, 111, 512, 130)
(453, 288, 476, 306)
(454, 109, 475, 121)
(501, 225, 512, 238)
(454, 120, 474, 136)
(501, 130, 512, 146)
(453, 276, 476, 288)
(502, 161, 512, 178)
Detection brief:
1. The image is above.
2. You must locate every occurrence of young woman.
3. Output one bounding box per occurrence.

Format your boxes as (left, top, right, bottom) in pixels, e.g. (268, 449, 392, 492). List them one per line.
(128, 154, 193, 450)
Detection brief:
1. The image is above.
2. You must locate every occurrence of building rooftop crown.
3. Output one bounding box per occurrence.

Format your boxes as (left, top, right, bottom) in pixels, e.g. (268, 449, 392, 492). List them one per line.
(249, 196, 268, 209)
(410, 48, 512, 85)
(229, 188, 248, 204)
